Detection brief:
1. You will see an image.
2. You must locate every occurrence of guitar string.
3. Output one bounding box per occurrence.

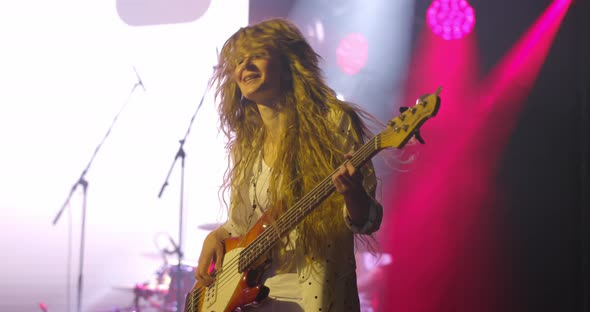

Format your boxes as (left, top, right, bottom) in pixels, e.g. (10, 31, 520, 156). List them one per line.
(210, 136, 379, 291)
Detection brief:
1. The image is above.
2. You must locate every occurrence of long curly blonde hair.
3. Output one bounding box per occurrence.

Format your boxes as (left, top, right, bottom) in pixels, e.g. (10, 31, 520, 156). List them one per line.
(212, 18, 374, 260)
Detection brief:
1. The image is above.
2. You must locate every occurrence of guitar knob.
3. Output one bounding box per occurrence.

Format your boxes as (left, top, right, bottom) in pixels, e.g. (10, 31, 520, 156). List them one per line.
(255, 286, 270, 302)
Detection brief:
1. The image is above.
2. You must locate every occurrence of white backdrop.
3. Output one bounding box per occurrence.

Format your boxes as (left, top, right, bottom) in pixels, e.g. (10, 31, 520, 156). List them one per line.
(0, 1, 248, 311)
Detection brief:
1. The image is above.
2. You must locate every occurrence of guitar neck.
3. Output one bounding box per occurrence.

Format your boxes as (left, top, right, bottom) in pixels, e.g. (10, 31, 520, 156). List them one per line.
(237, 135, 382, 272)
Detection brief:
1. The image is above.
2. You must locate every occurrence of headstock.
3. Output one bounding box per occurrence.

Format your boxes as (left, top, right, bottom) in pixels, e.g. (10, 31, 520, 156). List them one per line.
(379, 87, 441, 149)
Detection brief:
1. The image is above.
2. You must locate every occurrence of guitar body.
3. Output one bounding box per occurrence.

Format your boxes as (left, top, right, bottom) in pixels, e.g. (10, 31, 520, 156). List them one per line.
(185, 214, 274, 312)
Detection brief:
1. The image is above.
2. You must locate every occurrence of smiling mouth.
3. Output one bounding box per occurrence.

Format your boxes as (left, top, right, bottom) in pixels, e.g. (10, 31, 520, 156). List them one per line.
(243, 74, 260, 82)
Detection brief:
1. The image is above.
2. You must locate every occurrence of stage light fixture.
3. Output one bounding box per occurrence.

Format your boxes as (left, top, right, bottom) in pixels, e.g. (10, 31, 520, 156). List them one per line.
(427, 0, 476, 40)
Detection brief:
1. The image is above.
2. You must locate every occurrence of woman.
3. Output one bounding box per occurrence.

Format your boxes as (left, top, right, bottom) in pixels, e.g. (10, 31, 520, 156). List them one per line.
(195, 18, 383, 311)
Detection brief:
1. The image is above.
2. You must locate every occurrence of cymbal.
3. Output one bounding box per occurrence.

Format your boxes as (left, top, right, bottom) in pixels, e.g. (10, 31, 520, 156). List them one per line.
(197, 222, 223, 231)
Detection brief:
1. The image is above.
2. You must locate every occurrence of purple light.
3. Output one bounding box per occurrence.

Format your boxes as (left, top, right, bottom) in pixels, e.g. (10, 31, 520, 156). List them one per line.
(336, 32, 369, 76)
(427, 0, 476, 40)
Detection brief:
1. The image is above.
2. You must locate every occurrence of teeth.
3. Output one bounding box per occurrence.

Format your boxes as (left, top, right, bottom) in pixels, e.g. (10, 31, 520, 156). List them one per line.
(244, 75, 259, 81)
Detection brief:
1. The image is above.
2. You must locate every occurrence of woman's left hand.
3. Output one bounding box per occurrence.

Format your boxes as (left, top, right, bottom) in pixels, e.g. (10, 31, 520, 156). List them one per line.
(332, 152, 364, 198)
(333, 152, 373, 226)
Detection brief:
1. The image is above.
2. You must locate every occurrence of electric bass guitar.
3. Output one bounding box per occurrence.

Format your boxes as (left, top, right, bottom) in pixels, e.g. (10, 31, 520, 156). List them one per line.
(184, 88, 442, 312)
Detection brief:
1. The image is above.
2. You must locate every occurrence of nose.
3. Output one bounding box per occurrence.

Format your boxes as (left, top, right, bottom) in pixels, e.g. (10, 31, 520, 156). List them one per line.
(236, 57, 256, 78)
(243, 55, 260, 69)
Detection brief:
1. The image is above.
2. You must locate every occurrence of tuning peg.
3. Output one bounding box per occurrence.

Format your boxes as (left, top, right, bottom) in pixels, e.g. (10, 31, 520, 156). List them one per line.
(399, 106, 409, 113)
(414, 130, 425, 144)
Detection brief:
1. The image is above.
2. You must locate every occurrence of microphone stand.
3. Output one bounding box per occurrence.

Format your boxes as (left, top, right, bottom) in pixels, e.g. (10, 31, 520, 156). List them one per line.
(52, 73, 144, 312)
(157, 72, 213, 312)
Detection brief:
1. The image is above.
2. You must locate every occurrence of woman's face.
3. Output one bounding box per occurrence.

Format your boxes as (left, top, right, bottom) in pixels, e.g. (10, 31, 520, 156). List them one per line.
(233, 48, 285, 107)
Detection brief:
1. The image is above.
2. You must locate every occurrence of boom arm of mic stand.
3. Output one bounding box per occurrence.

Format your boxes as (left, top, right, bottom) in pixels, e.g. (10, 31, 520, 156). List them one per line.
(157, 140, 186, 198)
(53, 78, 142, 225)
(53, 170, 88, 225)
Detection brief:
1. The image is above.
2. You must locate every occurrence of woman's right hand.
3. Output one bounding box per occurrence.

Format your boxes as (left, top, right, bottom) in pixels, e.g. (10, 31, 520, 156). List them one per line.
(195, 227, 229, 286)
